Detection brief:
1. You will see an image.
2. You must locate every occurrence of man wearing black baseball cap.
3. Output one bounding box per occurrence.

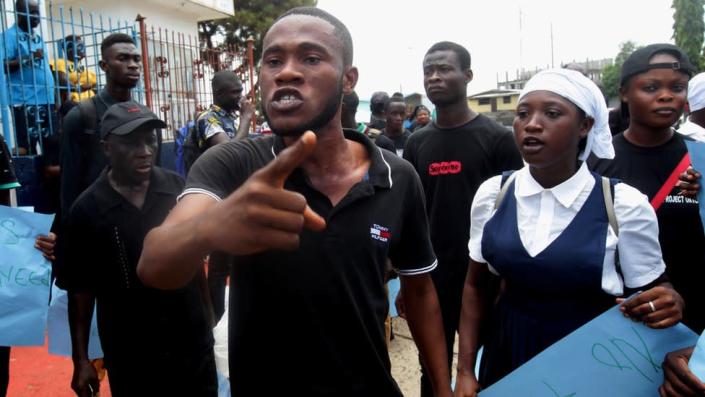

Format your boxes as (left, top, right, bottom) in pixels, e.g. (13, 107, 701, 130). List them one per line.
(63, 101, 217, 396)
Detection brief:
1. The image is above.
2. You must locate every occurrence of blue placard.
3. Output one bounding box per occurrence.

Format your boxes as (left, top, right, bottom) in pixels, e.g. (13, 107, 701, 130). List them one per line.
(685, 140, 705, 233)
(480, 304, 698, 396)
(47, 282, 103, 359)
(217, 371, 231, 397)
(0, 205, 54, 346)
(689, 330, 705, 382)
(388, 278, 400, 318)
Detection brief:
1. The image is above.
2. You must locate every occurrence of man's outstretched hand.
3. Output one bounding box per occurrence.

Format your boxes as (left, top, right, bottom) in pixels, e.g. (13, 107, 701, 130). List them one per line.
(202, 131, 326, 256)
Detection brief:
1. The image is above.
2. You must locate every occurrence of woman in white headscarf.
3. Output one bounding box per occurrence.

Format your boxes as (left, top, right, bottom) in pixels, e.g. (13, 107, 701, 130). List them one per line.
(453, 69, 684, 396)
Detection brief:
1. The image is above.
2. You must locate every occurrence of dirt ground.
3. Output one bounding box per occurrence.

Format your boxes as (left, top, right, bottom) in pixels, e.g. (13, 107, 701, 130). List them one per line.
(389, 318, 458, 397)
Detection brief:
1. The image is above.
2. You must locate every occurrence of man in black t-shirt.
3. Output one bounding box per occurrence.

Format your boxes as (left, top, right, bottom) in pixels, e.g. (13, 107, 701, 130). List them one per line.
(56, 33, 148, 289)
(59, 33, 144, 222)
(402, 41, 523, 397)
(64, 102, 216, 396)
(138, 7, 453, 397)
(381, 98, 412, 156)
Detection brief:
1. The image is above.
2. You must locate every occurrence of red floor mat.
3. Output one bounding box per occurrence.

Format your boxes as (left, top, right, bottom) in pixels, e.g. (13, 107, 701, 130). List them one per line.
(7, 339, 110, 397)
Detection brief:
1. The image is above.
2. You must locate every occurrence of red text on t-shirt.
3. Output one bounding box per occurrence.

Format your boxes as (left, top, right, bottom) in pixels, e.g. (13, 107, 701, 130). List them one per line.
(428, 161, 462, 176)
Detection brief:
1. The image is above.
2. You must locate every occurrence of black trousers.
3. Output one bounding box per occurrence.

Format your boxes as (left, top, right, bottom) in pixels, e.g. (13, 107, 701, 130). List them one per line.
(107, 349, 218, 397)
(0, 346, 9, 397)
(419, 275, 464, 397)
(208, 251, 231, 323)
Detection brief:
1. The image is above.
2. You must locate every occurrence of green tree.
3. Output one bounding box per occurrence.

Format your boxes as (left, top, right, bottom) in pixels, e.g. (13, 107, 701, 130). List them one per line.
(672, 0, 705, 69)
(199, 0, 317, 63)
(601, 41, 639, 100)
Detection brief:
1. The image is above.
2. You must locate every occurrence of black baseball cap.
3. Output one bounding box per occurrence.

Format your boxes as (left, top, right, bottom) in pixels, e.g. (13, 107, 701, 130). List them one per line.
(100, 101, 166, 139)
(620, 43, 696, 86)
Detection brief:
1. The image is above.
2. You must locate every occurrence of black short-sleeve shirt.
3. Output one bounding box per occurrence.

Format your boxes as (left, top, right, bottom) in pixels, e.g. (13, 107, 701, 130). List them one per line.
(590, 132, 705, 332)
(382, 129, 412, 157)
(403, 116, 523, 287)
(184, 129, 436, 396)
(62, 167, 214, 370)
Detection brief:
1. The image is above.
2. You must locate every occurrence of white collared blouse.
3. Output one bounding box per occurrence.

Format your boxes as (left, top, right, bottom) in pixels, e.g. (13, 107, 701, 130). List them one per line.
(468, 163, 665, 295)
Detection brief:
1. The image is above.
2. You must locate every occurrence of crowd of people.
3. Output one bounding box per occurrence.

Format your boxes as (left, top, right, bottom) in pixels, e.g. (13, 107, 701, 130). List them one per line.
(2, 2, 705, 397)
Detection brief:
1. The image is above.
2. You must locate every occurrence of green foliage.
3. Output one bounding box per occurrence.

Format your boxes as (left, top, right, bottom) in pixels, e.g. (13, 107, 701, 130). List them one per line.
(672, 0, 705, 70)
(199, 0, 317, 62)
(601, 41, 639, 100)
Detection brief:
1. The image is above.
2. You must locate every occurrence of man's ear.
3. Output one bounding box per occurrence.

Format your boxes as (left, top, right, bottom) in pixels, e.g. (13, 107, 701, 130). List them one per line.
(99, 59, 108, 73)
(342, 66, 359, 95)
(465, 69, 474, 84)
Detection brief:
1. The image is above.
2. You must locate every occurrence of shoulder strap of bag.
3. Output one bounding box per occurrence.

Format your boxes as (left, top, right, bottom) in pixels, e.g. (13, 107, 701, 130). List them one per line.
(601, 176, 624, 278)
(494, 171, 518, 210)
(650, 152, 691, 211)
(601, 176, 619, 236)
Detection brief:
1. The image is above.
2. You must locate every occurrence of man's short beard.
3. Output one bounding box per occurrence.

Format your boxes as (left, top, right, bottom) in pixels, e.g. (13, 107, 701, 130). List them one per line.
(265, 77, 344, 137)
(428, 89, 464, 108)
(121, 78, 140, 89)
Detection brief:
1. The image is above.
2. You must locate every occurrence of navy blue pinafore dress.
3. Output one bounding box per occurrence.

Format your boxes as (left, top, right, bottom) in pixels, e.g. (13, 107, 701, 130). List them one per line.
(479, 172, 616, 387)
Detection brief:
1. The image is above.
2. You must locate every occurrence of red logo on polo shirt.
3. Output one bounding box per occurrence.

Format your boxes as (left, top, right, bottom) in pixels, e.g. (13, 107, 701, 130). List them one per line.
(428, 161, 462, 176)
(370, 224, 391, 242)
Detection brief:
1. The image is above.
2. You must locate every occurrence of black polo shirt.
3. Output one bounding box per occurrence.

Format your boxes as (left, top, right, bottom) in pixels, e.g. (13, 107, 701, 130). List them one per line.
(62, 167, 214, 379)
(184, 129, 437, 396)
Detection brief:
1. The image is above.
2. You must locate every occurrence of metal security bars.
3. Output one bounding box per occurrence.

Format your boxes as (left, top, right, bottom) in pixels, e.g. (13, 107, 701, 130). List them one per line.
(138, 20, 253, 140)
(0, 1, 136, 155)
(1, 1, 254, 155)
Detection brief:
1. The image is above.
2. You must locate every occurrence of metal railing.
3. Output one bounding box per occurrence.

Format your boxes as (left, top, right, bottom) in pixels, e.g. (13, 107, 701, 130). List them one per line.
(1, 1, 255, 155)
(138, 19, 254, 140)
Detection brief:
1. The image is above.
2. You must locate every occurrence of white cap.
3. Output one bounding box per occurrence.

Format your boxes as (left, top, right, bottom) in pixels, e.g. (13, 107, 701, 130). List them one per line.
(689, 72, 705, 113)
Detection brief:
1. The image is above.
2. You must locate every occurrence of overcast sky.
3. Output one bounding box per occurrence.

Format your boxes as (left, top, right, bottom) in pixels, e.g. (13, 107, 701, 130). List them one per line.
(317, 0, 675, 99)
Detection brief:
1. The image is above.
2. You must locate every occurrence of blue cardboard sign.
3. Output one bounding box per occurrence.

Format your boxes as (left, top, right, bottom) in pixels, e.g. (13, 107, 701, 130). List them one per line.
(217, 371, 231, 397)
(685, 140, 705, 233)
(688, 332, 705, 382)
(480, 305, 698, 396)
(388, 278, 400, 317)
(689, 330, 705, 382)
(0, 205, 54, 346)
(47, 282, 103, 359)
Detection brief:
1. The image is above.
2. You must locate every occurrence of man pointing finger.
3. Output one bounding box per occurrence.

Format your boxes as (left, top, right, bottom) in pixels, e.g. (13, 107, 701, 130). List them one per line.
(138, 6, 451, 397)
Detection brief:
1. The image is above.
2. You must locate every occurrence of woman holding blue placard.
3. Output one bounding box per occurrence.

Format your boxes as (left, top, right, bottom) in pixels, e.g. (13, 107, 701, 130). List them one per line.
(454, 68, 684, 396)
(591, 44, 705, 336)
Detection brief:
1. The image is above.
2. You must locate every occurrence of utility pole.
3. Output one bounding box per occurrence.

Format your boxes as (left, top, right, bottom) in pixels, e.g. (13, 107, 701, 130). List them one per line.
(519, 7, 524, 72)
(550, 22, 555, 68)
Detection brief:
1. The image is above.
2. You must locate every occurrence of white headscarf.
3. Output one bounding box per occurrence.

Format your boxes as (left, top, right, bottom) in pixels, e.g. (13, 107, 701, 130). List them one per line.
(518, 68, 614, 161)
(688, 72, 705, 113)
